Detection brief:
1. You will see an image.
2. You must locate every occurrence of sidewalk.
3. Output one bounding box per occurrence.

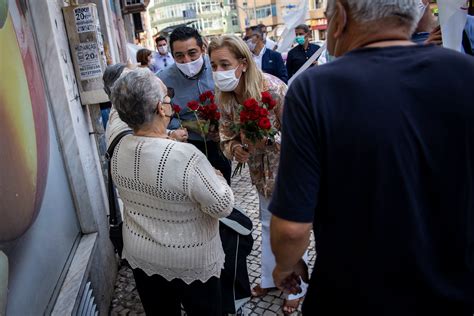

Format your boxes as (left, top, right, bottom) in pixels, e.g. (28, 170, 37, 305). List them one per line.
(110, 165, 316, 316)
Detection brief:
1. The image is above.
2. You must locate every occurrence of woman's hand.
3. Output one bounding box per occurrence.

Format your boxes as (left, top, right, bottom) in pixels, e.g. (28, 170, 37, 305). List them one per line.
(170, 128, 188, 142)
(233, 145, 250, 163)
(425, 25, 442, 46)
(240, 132, 266, 153)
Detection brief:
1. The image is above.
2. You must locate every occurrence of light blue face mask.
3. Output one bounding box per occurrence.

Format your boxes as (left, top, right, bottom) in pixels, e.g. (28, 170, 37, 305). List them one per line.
(295, 35, 305, 45)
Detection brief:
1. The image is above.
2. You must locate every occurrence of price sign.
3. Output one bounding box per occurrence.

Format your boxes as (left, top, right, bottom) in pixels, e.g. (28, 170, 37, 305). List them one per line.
(76, 43, 102, 80)
(74, 7, 95, 33)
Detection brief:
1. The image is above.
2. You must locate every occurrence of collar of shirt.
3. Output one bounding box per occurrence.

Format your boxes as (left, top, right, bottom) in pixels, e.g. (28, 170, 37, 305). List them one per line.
(265, 38, 276, 50)
(156, 52, 171, 59)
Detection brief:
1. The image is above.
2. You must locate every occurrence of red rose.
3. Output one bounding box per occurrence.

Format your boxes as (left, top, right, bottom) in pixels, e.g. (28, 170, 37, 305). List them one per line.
(214, 112, 221, 120)
(268, 99, 277, 110)
(243, 98, 258, 109)
(199, 93, 207, 102)
(261, 91, 272, 104)
(259, 108, 269, 117)
(172, 105, 182, 113)
(209, 95, 215, 103)
(240, 110, 249, 122)
(249, 111, 260, 121)
(205, 90, 214, 98)
(209, 103, 218, 112)
(258, 117, 271, 130)
(187, 100, 200, 111)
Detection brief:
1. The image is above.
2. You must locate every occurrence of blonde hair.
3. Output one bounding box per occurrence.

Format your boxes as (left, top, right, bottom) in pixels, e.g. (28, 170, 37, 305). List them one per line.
(208, 35, 263, 111)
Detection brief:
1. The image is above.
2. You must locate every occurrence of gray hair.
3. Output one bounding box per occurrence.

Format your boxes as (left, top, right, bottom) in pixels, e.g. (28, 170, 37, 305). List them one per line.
(103, 63, 126, 97)
(327, 0, 419, 29)
(111, 68, 166, 130)
(250, 25, 264, 38)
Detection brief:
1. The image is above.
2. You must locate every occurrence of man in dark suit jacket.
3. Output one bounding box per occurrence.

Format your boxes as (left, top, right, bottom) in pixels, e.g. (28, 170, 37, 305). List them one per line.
(246, 26, 288, 83)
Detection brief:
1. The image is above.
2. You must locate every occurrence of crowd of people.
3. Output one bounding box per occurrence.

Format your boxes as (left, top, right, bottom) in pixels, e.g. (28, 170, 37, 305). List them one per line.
(103, 0, 474, 315)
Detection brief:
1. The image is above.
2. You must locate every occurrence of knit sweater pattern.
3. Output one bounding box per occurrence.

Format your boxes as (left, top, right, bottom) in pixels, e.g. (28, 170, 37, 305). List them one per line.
(111, 135, 234, 284)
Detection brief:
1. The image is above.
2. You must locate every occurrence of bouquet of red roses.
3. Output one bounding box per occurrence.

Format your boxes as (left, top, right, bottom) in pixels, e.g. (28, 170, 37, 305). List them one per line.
(232, 91, 277, 177)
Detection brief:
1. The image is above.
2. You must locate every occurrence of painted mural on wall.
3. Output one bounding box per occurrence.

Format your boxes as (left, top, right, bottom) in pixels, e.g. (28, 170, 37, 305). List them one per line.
(0, 0, 49, 241)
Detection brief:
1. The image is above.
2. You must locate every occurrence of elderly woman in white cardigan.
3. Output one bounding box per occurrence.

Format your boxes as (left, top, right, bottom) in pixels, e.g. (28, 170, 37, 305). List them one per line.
(108, 68, 234, 316)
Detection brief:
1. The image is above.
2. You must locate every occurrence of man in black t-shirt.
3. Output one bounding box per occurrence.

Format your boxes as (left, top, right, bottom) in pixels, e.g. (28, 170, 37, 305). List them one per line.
(286, 24, 321, 78)
(269, 0, 474, 315)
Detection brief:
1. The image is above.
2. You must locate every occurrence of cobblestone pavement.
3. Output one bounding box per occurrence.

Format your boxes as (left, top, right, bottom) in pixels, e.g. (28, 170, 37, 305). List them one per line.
(110, 166, 316, 316)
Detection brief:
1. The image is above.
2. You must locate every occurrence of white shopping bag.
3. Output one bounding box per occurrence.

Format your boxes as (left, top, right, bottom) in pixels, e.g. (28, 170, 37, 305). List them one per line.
(437, 0, 469, 52)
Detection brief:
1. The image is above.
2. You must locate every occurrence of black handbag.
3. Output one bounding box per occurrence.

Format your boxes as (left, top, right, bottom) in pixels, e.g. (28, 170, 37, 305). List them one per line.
(106, 130, 132, 257)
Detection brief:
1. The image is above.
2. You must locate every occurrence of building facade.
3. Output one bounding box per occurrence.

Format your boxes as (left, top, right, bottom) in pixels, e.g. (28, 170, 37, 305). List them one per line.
(148, 0, 240, 37)
(146, 0, 327, 43)
(234, 0, 324, 42)
(0, 0, 143, 314)
(308, 0, 327, 41)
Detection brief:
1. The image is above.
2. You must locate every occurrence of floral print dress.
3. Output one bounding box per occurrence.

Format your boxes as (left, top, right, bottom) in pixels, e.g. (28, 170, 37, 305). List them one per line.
(219, 73, 288, 198)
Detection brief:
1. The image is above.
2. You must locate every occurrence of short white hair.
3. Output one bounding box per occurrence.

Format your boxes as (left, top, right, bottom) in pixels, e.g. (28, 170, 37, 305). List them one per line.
(327, 0, 419, 29)
(111, 68, 166, 130)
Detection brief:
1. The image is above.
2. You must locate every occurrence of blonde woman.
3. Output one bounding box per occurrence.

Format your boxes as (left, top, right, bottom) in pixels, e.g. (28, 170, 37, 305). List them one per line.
(208, 35, 308, 315)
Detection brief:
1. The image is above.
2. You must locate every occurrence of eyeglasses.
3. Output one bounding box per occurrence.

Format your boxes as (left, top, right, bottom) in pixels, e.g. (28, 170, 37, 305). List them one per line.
(154, 96, 173, 114)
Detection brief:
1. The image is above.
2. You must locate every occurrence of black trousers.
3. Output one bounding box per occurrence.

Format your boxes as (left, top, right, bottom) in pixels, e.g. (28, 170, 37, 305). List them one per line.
(132, 268, 222, 316)
(188, 139, 232, 185)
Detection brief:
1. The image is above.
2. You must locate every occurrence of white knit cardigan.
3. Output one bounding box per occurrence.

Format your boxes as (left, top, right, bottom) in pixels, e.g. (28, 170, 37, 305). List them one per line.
(107, 108, 234, 283)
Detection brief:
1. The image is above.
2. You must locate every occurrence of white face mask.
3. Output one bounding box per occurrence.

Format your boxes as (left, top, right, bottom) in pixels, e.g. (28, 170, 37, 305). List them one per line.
(158, 45, 168, 55)
(213, 67, 241, 92)
(176, 55, 204, 77)
(246, 40, 257, 52)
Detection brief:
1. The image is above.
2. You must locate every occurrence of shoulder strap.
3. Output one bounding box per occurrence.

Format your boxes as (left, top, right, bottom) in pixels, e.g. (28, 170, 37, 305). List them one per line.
(106, 130, 133, 159)
(107, 130, 132, 225)
(462, 30, 473, 56)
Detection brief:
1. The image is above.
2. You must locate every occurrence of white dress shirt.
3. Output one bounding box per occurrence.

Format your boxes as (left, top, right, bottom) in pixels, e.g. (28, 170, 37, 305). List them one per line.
(151, 52, 174, 73)
(253, 46, 266, 70)
(265, 38, 277, 50)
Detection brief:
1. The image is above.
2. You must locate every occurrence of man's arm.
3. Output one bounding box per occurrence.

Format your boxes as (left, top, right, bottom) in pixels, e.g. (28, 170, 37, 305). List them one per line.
(268, 72, 320, 293)
(271, 215, 312, 272)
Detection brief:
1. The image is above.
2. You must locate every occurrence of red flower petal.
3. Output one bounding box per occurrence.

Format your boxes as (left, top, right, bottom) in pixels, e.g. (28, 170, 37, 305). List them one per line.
(268, 99, 277, 110)
(187, 100, 200, 111)
(173, 105, 182, 113)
